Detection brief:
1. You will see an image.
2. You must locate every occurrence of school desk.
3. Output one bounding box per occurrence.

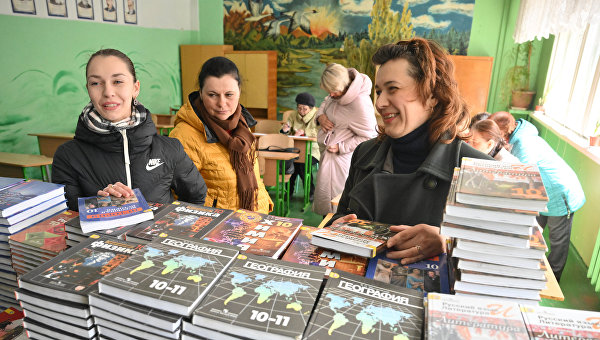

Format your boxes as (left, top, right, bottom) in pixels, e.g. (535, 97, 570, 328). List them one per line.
(0, 152, 53, 181)
(28, 133, 74, 158)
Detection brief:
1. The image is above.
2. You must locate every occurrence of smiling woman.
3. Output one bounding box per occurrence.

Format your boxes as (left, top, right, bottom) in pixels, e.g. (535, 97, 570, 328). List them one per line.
(51, 48, 207, 211)
(329, 38, 492, 264)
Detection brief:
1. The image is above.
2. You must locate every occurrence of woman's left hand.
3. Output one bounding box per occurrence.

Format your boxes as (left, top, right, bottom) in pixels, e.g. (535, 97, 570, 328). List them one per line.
(327, 144, 339, 153)
(97, 182, 134, 198)
(385, 224, 446, 265)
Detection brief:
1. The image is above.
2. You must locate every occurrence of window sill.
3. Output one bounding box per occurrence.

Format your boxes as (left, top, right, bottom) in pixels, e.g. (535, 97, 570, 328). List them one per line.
(530, 112, 600, 166)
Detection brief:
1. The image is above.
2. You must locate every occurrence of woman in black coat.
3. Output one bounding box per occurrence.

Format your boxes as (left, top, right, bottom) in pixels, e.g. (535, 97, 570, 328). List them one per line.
(52, 49, 206, 210)
(330, 38, 491, 264)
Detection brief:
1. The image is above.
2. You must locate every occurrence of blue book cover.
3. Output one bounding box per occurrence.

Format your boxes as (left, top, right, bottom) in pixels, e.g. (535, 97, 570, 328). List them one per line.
(365, 253, 449, 297)
(0, 181, 64, 218)
(77, 189, 153, 233)
(0, 178, 24, 191)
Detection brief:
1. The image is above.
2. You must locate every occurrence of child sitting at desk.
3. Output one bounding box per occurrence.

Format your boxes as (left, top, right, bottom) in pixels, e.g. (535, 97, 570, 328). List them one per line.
(281, 92, 320, 200)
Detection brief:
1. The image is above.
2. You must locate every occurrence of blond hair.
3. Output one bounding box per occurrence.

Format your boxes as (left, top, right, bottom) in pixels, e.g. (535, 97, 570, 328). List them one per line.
(320, 63, 350, 93)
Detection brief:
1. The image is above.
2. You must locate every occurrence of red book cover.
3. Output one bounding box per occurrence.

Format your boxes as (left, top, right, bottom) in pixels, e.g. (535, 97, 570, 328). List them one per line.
(9, 210, 76, 254)
(202, 209, 302, 259)
(281, 226, 368, 277)
(0, 307, 24, 339)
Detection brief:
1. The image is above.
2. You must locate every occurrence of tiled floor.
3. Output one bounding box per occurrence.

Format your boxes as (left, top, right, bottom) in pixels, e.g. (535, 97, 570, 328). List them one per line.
(275, 187, 600, 312)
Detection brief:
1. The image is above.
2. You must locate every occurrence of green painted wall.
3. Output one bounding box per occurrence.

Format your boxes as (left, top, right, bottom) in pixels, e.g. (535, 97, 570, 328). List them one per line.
(468, 0, 548, 113)
(0, 0, 223, 158)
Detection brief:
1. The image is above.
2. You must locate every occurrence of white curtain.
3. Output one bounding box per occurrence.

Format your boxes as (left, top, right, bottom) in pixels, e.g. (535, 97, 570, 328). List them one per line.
(513, 0, 600, 43)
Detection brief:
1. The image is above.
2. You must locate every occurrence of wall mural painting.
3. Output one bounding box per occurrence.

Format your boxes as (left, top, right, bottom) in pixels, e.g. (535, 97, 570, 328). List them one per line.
(223, 0, 474, 112)
(0, 50, 180, 156)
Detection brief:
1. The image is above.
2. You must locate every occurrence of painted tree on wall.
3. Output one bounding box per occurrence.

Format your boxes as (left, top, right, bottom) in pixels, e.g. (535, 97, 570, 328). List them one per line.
(344, 0, 415, 84)
(223, 0, 474, 112)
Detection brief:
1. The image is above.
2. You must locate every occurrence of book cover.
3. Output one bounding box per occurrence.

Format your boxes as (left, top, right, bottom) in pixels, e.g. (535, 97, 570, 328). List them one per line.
(192, 254, 326, 340)
(311, 218, 394, 258)
(0, 195, 66, 226)
(426, 292, 529, 340)
(0, 307, 24, 340)
(77, 188, 154, 233)
(303, 271, 423, 340)
(520, 304, 600, 339)
(281, 226, 368, 277)
(445, 167, 538, 226)
(18, 236, 143, 304)
(127, 202, 233, 242)
(0, 181, 64, 218)
(65, 202, 165, 240)
(8, 210, 76, 254)
(0, 177, 24, 191)
(99, 236, 239, 316)
(203, 209, 302, 258)
(366, 253, 449, 296)
(456, 158, 548, 211)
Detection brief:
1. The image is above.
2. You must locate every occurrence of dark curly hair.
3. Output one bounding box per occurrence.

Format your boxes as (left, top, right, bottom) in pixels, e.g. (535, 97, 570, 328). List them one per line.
(372, 38, 469, 145)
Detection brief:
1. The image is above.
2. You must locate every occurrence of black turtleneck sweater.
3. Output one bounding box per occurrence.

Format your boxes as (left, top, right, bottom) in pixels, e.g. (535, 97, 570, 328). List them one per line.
(391, 122, 430, 174)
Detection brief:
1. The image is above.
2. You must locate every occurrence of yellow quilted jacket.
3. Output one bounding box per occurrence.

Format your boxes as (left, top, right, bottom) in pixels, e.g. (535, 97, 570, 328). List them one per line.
(169, 98, 273, 213)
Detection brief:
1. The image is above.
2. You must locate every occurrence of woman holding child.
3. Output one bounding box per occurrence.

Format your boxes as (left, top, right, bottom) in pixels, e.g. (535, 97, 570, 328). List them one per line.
(330, 38, 492, 264)
(52, 49, 207, 211)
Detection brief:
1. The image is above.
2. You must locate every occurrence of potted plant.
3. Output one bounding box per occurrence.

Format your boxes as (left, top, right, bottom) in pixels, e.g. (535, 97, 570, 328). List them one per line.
(502, 41, 536, 110)
(590, 120, 600, 147)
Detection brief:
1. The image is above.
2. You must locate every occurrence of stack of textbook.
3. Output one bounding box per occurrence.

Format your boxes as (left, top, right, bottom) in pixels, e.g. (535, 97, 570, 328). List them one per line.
(64, 202, 166, 247)
(8, 210, 75, 276)
(15, 236, 143, 339)
(441, 158, 549, 304)
(95, 236, 239, 339)
(426, 293, 600, 339)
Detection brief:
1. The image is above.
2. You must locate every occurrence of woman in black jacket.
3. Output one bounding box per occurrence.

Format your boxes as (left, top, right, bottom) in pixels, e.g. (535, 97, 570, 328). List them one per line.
(52, 49, 206, 210)
(330, 38, 491, 264)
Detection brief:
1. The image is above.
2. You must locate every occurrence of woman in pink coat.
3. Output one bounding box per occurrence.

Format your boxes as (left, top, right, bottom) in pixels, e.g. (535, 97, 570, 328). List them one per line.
(312, 63, 377, 215)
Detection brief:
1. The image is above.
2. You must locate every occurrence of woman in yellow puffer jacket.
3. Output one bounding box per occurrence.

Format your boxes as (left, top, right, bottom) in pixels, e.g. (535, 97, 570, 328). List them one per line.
(170, 57, 273, 213)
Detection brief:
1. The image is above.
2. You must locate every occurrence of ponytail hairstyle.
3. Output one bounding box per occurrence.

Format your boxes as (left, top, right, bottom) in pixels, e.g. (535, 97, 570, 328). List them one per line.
(86, 48, 137, 81)
(489, 111, 517, 143)
(471, 119, 507, 157)
(372, 37, 469, 145)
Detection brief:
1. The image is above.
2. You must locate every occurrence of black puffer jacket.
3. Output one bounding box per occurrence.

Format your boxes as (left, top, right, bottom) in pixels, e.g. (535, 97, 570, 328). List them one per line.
(52, 108, 207, 211)
(330, 137, 492, 227)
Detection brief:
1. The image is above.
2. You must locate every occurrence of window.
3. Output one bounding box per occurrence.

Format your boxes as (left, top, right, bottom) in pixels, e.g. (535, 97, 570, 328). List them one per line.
(543, 23, 600, 137)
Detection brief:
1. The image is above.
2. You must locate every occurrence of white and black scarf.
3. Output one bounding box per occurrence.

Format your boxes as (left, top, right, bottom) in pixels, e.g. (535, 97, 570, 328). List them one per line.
(81, 100, 146, 134)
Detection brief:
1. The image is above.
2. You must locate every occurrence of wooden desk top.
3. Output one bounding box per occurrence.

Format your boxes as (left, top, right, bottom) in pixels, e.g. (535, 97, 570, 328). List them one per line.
(258, 151, 299, 160)
(28, 133, 74, 139)
(155, 124, 175, 128)
(331, 193, 341, 206)
(540, 255, 564, 301)
(0, 152, 53, 167)
(253, 133, 317, 142)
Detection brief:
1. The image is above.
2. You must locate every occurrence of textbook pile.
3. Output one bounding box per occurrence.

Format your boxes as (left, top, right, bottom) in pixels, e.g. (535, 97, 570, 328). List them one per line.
(8, 210, 74, 276)
(0, 177, 67, 308)
(441, 158, 549, 304)
(16, 236, 143, 339)
(425, 292, 600, 339)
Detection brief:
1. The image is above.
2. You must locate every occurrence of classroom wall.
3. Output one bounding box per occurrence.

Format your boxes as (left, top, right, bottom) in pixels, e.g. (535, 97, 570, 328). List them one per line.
(0, 0, 223, 156)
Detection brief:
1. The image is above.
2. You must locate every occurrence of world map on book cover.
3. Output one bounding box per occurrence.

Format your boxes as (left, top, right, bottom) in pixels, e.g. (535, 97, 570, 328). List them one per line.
(305, 272, 423, 340)
(9, 210, 76, 253)
(28, 238, 143, 293)
(128, 203, 231, 241)
(100, 237, 238, 311)
(281, 226, 367, 277)
(194, 254, 325, 338)
(203, 209, 302, 257)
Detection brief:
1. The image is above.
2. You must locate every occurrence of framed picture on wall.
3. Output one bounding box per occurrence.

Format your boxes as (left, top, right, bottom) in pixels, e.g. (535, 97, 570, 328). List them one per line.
(46, 0, 67, 17)
(102, 0, 117, 22)
(76, 0, 94, 20)
(11, 0, 36, 14)
(124, 0, 137, 24)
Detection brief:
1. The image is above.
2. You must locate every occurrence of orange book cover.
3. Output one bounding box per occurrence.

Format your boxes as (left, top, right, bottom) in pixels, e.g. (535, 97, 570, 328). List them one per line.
(9, 210, 76, 254)
(281, 226, 368, 277)
(202, 209, 302, 259)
